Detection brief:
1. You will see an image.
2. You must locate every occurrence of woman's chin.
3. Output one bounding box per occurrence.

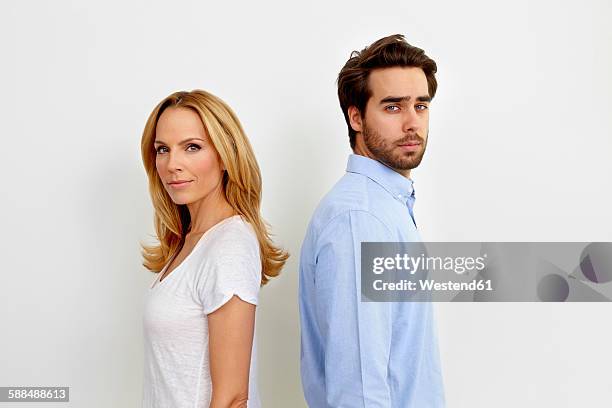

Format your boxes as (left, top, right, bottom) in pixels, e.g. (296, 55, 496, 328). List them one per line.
(167, 193, 193, 206)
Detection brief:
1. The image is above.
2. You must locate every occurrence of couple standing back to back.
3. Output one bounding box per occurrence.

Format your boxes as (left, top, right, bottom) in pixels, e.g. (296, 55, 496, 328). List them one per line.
(141, 34, 445, 408)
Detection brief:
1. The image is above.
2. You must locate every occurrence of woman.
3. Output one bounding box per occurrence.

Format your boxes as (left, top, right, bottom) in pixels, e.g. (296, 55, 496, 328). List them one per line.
(140, 90, 288, 408)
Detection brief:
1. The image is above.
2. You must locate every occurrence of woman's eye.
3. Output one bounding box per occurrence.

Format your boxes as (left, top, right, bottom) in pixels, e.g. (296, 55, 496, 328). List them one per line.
(156, 146, 168, 154)
(186, 143, 201, 152)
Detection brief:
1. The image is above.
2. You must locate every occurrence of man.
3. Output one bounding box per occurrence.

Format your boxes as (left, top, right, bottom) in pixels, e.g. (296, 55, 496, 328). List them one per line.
(298, 34, 446, 407)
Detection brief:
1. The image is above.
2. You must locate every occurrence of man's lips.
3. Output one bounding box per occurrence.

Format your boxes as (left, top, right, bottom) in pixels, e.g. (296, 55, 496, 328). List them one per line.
(399, 141, 421, 146)
(398, 140, 422, 151)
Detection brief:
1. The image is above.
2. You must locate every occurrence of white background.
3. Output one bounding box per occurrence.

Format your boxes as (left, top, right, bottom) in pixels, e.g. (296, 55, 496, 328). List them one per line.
(1, 0, 611, 407)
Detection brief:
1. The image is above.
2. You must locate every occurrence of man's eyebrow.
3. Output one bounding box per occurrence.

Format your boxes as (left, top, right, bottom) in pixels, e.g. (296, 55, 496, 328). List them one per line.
(153, 137, 205, 146)
(379, 95, 432, 104)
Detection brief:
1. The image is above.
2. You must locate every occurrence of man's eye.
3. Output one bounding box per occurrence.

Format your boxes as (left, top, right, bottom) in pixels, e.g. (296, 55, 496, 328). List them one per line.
(416, 104, 429, 111)
(156, 146, 168, 154)
(385, 105, 400, 112)
(186, 143, 201, 152)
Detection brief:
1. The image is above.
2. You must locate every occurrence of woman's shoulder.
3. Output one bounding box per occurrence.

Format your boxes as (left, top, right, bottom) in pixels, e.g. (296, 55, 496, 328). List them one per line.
(210, 215, 257, 242)
(203, 215, 259, 259)
(194, 216, 262, 294)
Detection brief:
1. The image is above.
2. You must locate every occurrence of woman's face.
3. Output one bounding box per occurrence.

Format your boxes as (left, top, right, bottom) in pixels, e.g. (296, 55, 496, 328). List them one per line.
(154, 106, 225, 206)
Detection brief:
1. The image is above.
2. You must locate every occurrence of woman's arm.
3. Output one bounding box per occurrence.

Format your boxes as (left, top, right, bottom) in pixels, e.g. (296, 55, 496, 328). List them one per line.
(208, 295, 256, 408)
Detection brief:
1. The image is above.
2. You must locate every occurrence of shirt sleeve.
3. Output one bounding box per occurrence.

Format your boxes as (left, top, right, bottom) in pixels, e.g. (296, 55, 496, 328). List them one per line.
(314, 210, 394, 407)
(197, 232, 261, 315)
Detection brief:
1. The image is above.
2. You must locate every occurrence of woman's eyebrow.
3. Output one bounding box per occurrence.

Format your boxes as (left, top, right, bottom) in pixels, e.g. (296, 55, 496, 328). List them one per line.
(153, 137, 205, 146)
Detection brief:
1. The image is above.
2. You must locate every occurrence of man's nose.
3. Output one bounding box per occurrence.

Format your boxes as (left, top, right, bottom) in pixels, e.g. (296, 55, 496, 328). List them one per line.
(402, 107, 421, 133)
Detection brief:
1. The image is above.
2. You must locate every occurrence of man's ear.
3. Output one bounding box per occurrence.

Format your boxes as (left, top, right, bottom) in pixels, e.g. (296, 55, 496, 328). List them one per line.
(348, 106, 363, 133)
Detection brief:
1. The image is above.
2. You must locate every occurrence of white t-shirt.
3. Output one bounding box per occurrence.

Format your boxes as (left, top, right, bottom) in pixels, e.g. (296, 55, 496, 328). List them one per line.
(142, 215, 262, 408)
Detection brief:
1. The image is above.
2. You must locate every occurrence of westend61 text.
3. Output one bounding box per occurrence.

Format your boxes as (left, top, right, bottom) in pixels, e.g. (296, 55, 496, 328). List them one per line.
(373, 279, 493, 292)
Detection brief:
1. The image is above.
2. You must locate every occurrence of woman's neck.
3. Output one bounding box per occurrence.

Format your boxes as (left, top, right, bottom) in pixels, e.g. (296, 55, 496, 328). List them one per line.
(186, 187, 236, 236)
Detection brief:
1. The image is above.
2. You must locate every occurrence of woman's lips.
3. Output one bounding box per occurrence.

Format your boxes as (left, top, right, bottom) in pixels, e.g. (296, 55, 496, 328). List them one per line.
(168, 180, 193, 189)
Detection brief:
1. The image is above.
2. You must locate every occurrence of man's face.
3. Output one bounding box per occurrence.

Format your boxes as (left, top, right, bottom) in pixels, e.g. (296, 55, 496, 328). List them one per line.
(350, 66, 431, 177)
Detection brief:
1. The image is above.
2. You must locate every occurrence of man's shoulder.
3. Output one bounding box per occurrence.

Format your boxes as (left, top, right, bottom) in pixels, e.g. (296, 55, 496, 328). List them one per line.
(312, 173, 367, 222)
(307, 173, 393, 236)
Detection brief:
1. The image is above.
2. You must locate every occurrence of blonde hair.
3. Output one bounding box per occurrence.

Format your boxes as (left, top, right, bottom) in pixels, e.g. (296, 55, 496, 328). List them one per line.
(140, 90, 288, 284)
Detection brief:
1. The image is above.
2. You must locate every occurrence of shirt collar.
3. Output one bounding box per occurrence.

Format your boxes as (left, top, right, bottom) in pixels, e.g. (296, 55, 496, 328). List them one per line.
(346, 154, 415, 204)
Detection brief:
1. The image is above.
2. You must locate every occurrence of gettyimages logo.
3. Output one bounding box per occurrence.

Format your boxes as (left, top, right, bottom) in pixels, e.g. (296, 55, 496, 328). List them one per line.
(372, 253, 487, 275)
(361, 242, 612, 302)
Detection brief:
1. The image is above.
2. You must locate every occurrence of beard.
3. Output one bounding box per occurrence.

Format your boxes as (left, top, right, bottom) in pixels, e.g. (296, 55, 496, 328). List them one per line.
(362, 121, 428, 171)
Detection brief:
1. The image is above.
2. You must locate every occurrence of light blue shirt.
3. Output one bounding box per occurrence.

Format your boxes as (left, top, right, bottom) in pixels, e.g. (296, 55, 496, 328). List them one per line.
(299, 154, 446, 407)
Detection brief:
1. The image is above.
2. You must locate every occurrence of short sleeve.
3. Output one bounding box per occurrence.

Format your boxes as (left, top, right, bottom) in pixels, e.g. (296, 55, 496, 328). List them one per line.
(197, 229, 262, 315)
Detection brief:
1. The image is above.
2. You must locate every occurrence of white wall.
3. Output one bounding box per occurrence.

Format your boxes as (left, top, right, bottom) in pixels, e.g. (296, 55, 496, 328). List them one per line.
(1, 0, 611, 407)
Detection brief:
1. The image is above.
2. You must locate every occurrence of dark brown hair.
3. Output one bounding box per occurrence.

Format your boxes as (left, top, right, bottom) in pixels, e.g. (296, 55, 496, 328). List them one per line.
(337, 34, 438, 149)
